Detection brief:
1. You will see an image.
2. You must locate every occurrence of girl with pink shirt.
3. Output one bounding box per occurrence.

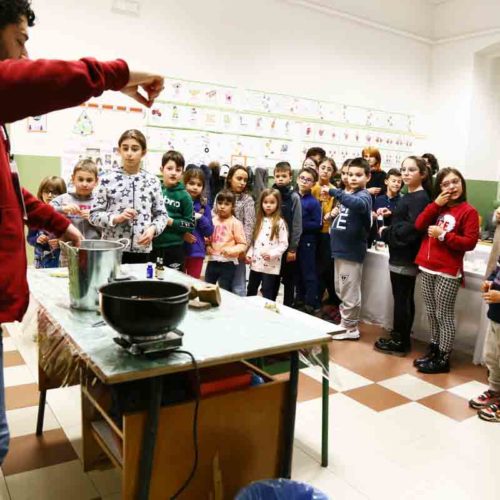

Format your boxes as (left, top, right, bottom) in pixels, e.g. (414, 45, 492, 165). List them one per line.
(246, 188, 288, 300)
(205, 189, 247, 291)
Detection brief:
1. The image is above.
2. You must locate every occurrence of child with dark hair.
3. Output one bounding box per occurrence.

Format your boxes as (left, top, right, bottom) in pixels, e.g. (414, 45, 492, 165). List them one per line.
(225, 165, 255, 296)
(152, 150, 194, 272)
(306, 147, 326, 165)
(271, 161, 302, 306)
(295, 167, 322, 314)
(205, 189, 247, 291)
(183, 168, 213, 279)
(322, 157, 372, 339)
(27, 176, 66, 268)
(90, 129, 168, 264)
(374, 156, 432, 356)
(414, 167, 479, 373)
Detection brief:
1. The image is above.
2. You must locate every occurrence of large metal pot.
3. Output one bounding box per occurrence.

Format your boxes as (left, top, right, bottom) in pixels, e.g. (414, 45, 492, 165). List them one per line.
(99, 280, 189, 337)
(60, 239, 127, 311)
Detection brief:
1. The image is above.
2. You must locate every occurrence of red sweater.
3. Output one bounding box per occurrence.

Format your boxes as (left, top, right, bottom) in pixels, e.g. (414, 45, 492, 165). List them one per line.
(414, 201, 479, 277)
(0, 58, 129, 323)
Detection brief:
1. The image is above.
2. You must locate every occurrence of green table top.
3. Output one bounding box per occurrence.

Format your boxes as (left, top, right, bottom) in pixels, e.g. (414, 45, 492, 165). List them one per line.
(28, 265, 332, 384)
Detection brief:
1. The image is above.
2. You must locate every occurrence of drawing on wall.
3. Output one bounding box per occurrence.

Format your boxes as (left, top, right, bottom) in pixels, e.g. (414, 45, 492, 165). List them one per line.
(27, 115, 47, 133)
(73, 110, 94, 136)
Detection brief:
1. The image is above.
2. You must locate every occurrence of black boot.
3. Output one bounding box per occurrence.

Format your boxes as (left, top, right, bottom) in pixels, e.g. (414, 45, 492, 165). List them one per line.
(417, 349, 450, 374)
(413, 343, 439, 368)
(374, 337, 410, 357)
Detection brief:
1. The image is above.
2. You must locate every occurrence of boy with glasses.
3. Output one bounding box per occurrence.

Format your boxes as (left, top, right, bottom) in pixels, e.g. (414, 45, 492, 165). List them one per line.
(295, 167, 322, 314)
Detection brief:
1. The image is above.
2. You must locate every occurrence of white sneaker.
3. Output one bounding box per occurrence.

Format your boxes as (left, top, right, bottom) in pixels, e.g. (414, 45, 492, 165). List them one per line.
(330, 329, 360, 341)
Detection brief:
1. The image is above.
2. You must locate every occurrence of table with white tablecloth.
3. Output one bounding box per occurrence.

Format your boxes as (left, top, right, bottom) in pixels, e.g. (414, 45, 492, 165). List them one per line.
(360, 242, 493, 364)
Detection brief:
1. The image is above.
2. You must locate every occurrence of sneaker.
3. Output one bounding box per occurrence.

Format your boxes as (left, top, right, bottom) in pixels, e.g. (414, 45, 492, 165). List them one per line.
(478, 403, 500, 422)
(374, 338, 409, 357)
(469, 390, 500, 409)
(331, 329, 360, 341)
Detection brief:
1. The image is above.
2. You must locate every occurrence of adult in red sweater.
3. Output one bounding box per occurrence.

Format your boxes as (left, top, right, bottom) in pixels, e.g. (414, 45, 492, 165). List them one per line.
(413, 167, 479, 374)
(0, 0, 164, 465)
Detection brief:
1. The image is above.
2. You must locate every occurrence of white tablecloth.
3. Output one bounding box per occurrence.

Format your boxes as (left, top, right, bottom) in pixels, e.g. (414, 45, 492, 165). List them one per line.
(360, 243, 493, 364)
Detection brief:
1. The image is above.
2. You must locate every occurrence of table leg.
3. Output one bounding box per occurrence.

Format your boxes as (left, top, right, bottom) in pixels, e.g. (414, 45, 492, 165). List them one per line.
(138, 376, 163, 500)
(35, 390, 47, 436)
(321, 344, 329, 467)
(281, 350, 299, 478)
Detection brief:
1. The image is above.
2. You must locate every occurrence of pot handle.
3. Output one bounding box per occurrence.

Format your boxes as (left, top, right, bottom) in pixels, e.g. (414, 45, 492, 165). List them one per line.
(117, 238, 130, 250)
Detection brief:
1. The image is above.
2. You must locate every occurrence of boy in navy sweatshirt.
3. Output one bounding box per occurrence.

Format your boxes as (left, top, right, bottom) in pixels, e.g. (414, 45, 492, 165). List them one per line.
(322, 157, 372, 339)
(295, 167, 322, 314)
(469, 255, 500, 421)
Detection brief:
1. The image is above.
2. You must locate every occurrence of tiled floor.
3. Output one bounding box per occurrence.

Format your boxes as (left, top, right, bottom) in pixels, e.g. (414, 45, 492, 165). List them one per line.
(0, 320, 498, 499)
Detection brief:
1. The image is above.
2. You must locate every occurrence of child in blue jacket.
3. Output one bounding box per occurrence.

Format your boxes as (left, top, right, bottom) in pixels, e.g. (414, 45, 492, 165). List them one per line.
(183, 168, 214, 279)
(295, 167, 322, 314)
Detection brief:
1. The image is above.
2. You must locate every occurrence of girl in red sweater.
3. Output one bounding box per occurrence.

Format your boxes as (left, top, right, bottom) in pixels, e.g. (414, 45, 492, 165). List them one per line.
(413, 168, 479, 373)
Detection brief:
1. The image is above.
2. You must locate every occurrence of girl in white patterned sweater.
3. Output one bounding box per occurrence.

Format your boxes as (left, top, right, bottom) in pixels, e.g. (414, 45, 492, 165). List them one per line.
(246, 188, 288, 300)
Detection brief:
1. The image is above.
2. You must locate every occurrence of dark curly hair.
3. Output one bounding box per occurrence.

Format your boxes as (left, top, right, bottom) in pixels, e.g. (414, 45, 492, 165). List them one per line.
(0, 1, 35, 30)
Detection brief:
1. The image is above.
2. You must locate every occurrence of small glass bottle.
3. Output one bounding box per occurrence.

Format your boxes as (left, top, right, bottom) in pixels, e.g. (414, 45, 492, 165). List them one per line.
(146, 262, 154, 279)
(155, 257, 165, 280)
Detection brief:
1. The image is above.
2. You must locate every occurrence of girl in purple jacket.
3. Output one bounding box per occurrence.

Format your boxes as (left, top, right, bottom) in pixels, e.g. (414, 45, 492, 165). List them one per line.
(183, 168, 214, 278)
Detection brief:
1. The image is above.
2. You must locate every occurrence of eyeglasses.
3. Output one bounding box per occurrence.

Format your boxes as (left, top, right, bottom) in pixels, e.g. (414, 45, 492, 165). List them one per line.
(440, 178, 461, 189)
(298, 176, 314, 184)
(42, 190, 60, 196)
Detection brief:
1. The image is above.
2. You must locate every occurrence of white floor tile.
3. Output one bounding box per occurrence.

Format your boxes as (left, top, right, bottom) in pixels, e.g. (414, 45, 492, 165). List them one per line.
(46, 387, 82, 428)
(62, 424, 83, 461)
(0, 468, 10, 500)
(448, 380, 489, 401)
(2, 338, 17, 353)
(378, 374, 442, 400)
(6, 460, 99, 500)
(303, 363, 372, 392)
(3, 366, 35, 388)
(6, 405, 59, 438)
(87, 468, 121, 497)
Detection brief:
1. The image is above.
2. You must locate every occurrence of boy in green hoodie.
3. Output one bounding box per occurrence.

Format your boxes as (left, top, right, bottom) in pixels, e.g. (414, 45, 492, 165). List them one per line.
(152, 150, 194, 271)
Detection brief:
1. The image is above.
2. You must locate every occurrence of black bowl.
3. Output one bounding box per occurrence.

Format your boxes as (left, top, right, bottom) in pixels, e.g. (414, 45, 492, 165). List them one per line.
(99, 280, 189, 338)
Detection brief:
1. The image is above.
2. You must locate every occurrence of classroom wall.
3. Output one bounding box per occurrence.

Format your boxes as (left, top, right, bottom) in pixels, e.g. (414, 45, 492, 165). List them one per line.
(12, 0, 431, 160)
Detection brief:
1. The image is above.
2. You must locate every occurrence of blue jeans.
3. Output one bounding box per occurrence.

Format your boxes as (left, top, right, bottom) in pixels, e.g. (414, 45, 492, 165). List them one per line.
(0, 332, 9, 465)
(231, 261, 247, 297)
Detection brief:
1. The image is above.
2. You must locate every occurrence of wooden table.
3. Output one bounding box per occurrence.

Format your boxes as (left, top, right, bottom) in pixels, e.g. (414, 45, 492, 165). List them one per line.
(26, 265, 337, 499)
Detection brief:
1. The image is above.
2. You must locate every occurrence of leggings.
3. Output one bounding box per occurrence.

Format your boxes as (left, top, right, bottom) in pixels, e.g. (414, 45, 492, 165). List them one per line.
(420, 271, 461, 353)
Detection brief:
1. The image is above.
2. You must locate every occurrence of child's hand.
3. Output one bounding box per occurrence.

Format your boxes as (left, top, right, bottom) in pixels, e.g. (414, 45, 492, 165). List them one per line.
(245, 255, 252, 264)
(368, 187, 381, 196)
(286, 251, 297, 263)
(428, 225, 444, 238)
(481, 281, 492, 292)
(330, 207, 339, 218)
(261, 252, 271, 261)
(183, 233, 196, 244)
(48, 239, 59, 250)
(36, 234, 49, 245)
(115, 208, 137, 224)
(435, 191, 451, 207)
(62, 204, 81, 215)
(80, 209, 90, 220)
(166, 217, 174, 227)
(136, 226, 155, 246)
(320, 185, 330, 197)
(377, 207, 391, 217)
(220, 248, 230, 257)
(483, 289, 500, 304)
(324, 212, 332, 222)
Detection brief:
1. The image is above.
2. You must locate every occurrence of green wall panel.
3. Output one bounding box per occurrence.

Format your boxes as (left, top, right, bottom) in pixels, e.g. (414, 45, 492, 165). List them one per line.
(15, 155, 61, 265)
(467, 179, 499, 226)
